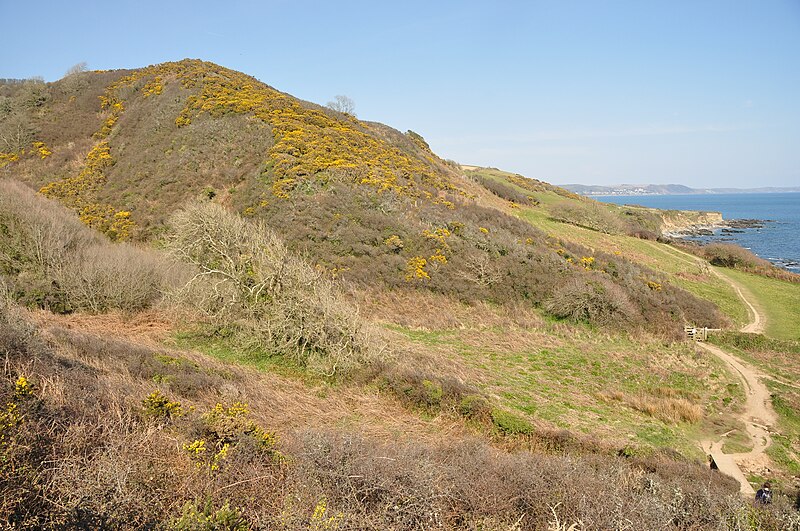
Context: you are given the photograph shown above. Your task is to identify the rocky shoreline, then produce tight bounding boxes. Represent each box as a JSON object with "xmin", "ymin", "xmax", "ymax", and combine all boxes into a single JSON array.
[{"xmin": 663, "ymin": 218, "xmax": 772, "ymax": 238}]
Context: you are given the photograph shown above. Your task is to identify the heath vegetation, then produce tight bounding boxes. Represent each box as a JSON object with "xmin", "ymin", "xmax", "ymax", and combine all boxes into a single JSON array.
[{"xmin": 1, "ymin": 60, "xmax": 799, "ymax": 528}]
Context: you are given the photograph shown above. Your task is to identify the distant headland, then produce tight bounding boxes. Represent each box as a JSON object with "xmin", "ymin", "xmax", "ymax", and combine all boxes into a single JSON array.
[{"xmin": 561, "ymin": 183, "xmax": 800, "ymax": 196}]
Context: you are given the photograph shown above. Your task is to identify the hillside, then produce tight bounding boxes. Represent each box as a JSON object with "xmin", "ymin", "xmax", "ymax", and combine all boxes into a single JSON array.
[{"xmin": 1, "ymin": 61, "xmax": 799, "ymax": 528}]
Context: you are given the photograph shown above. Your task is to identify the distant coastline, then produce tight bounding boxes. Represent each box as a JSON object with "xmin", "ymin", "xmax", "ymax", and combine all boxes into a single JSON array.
[
  {"xmin": 597, "ymin": 192, "xmax": 800, "ymax": 273},
  {"xmin": 561, "ymin": 183, "xmax": 800, "ymax": 197}
]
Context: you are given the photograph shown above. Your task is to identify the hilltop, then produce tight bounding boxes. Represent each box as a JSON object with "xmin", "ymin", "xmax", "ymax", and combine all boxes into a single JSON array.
[{"xmin": 1, "ymin": 61, "xmax": 799, "ymax": 528}]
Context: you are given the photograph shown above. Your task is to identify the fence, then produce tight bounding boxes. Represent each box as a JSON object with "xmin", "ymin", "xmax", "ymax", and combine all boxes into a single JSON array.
[{"xmin": 685, "ymin": 326, "xmax": 722, "ymax": 342}]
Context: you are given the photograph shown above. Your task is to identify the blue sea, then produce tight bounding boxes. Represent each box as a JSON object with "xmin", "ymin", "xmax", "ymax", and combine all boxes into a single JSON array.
[{"xmin": 596, "ymin": 193, "xmax": 800, "ymax": 273}]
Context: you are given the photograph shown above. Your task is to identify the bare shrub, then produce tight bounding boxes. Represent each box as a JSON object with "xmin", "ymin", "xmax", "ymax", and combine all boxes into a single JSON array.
[
  {"xmin": 0, "ymin": 180, "xmax": 175, "ymax": 313},
  {"xmin": 283, "ymin": 430, "xmax": 789, "ymax": 530},
  {"xmin": 54, "ymin": 244, "xmax": 165, "ymax": 312},
  {"xmin": 677, "ymin": 241, "xmax": 800, "ymax": 283},
  {"xmin": 545, "ymin": 275, "xmax": 638, "ymax": 326},
  {"xmin": 165, "ymin": 201, "xmax": 382, "ymax": 375},
  {"xmin": 473, "ymin": 174, "xmax": 534, "ymax": 205}
]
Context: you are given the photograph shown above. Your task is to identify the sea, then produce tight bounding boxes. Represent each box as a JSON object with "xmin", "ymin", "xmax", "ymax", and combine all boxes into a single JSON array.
[{"xmin": 595, "ymin": 192, "xmax": 800, "ymax": 273}]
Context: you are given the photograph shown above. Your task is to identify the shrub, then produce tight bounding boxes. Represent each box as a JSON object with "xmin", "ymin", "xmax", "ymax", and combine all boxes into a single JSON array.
[
  {"xmin": 378, "ymin": 366, "xmax": 487, "ymax": 419},
  {"xmin": 53, "ymin": 243, "xmax": 165, "ymax": 313},
  {"xmin": 171, "ymin": 501, "xmax": 249, "ymax": 531},
  {"xmin": 491, "ymin": 409, "xmax": 534, "ymax": 435},
  {"xmin": 545, "ymin": 275, "xmax": 637, "ymax": 326},
  {"xmin": 702, "ymin": 243, "xmax": 771, "ymax": 269},
  {"xmin": 166, "ymin": 201, "xmax": 382, "ymax": 375},
  {"xmin": 459, "ymin": 394, "xmax": 492, "ymax": 422},
  {"xmin": 0, "ymin": 180, "xmax": 173, "ymax": 313},
  {"xmin": 142, "ymin": 390, "xmax": 183, "ymax": 421},
  {"xmin": 473, "ymin": 174, "xmax": 533, "ymax": 205},
  {"xmin": 551, "ymin": 201, "xmax": 628, "ymax": 234}
]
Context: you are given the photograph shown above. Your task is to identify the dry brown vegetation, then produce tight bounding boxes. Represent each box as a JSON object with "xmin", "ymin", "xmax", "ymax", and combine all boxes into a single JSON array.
[
  {"xmin": 2, "ymin": 61, "xmax": 798, "ymax": 527},
  {"xmin": 599, "ymin": 388, "xmax": 705, "ymax": 425},
  {"xmin": 3, "ymin": 303, "xmax": 799, "ymax": 529},
  {"xmin": 0, "ymin": 180, "xmax": 174, "ymax": 313},
  {"xmin": 165, "ymin": 201, "xmax": 382, "ymax": 376}
]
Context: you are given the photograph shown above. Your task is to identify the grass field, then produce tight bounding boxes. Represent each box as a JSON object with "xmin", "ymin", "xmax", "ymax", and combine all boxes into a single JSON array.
[
  {"xmin": 718, "ymin": 268, "xmax": 800, "ymax": 340},
  {"xmin": 386, "ymin": 317, "xmax": 745, "ymax": 459}
]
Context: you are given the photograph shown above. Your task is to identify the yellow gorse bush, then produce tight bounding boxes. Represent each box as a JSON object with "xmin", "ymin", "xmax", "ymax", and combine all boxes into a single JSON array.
[
  {"xmin": 32, "ymin": 142, "xmax": 52, "ymax": 159},
  {"xmin": 1, "ymin": 375, "xmax": 34, "ymax": 449},
  {"xmin": 310, "ymin": 498, "xmax": 343, "ymax": 530},
  {"xmin": 179, "ymin": 401, "xmax": 281, "ymax": 474},
  {"xmin": 14, "ymin": 376, "xmax": 32, "ymax": 399},
  {"xmin": 405, "ymin": 256, "xmax": 430, "ymax": 281},
  {"xmin": 40, "ymin": 141, "xmax": 134, "ymax": 240},
  {"xmin": 142, "ymin": 390, "xmax": 183, "ymax": 420},
  {"xmin": 94, "ymin": 59, "xmax": 458, "ymax": 201},
  {"xmin": 1, "ymin": 141, "xmax": 52, "ymax": 168}
]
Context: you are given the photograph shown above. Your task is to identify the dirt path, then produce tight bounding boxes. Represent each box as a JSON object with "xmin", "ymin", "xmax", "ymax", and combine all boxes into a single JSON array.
[
  {"xmin": 653, "ymin": 241, "xmax": 766, "ymax": 333},
  {"xmin": 653, "ymin": 242, "xmax": 775, "ymax": 494},
  {"xmin": 698, "ymin": 341, "xmax": 776, "ymax": 495}
]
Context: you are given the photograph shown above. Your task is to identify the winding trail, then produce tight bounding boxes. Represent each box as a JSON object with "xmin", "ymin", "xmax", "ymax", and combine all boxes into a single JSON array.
[{"xmin": 654, "ymin": 242, "xmax": 775, "ymax": 495}]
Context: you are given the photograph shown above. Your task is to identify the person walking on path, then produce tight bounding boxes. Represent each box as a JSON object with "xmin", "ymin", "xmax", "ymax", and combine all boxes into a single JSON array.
[{"xmin": 755, "ymin": 482, "xmax": 772, "ymax": 504}]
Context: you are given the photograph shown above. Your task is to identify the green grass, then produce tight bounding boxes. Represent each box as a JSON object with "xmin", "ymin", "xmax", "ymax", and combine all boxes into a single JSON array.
[
  {"xmin": 718, "ymin": 268, "xmax": 800, "ymax": 340},
  {"xmin": 387, "ymin": 322, "xmax": 739, "ymax": 459},
  {"xmin": 171, "ymin": 330, "xmax": 314, "ymax": 382},
  {"xmin": 766, "ymin": 382, "xmax": 800, "ymax": 475}
]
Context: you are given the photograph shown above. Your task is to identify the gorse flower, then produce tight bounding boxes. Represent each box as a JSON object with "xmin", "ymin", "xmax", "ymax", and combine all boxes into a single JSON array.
[{"xmin": 405, "ymin": 256, "xmax": 430, "ymax": 281}]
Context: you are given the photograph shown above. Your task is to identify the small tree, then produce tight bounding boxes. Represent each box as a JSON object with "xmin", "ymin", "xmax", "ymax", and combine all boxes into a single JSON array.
[
  {"xmin": 63, "ymin": 62, "xmax": 88, "ymax": 78},
  {"xmin": 326, "ymin": 95, "xmax": 356, "ymax": 116}
]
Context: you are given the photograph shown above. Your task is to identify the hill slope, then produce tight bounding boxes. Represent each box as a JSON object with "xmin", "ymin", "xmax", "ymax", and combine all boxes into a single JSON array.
[
  {"xmin": 2, "ymin": 60, "xmax": 800, "ymax": 527},
  {"xmin": 1, "ymin": 60, "xmax": 722, "ymax": 335}
]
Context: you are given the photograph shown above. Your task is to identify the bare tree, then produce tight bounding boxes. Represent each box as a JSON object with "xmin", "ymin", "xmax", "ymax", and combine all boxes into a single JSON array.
[
  {"xmin": 63, "ymin": 62, "xmax": 88, "ymax": 78},
  {"xmin": 326, "ymin": 95, "xmax": 356, "ymax": 116},
  {"xmin": 0, "ymin": 114, "xmax": 36, "ymax": 152}
]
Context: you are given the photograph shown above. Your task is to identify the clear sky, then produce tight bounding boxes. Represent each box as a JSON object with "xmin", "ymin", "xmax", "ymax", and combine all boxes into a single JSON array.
[{"xmin": 2, "ymin": 0, "xmax": 799, "ymax": 188}]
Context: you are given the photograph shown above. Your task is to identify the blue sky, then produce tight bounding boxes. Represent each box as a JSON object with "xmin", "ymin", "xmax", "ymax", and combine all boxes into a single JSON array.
[{"xmin": 2, "ymin": 0, "xmax": 799, "ymax": 187}]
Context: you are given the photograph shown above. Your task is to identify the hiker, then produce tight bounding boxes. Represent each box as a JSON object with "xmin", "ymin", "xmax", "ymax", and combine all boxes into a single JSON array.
[{"xmin": 755, "ymin": 482, "xmax": 772, "ymax": 504}]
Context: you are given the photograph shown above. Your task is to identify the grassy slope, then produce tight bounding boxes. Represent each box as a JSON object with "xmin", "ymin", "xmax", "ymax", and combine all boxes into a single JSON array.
[
  {"xmin": 359, "ymin": 288, "xmax": 745, "ymax": 461},
  {"xmin": 2, "ymin": 65, "xmax": 793, "ymax": 482},
  {"xmin": 718, "ymin": 268, "xmax": 800, "ymax": 341},
  {"xmin": 457, "ymin": 167, "xmax": 800, "ymax": 468},
  {"xmin": 471, "ymin": 167, "xmax": 751, "ymax": 327}
]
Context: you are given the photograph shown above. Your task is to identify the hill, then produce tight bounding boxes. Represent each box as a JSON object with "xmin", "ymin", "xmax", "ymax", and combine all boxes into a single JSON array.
[
  {"xmin": 0, "ymin": 60, "xmax": 724, "ymax": 334},
  {"xmin": 1, "ymin": 61, "xmax": 799, "ymax": 528}
]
